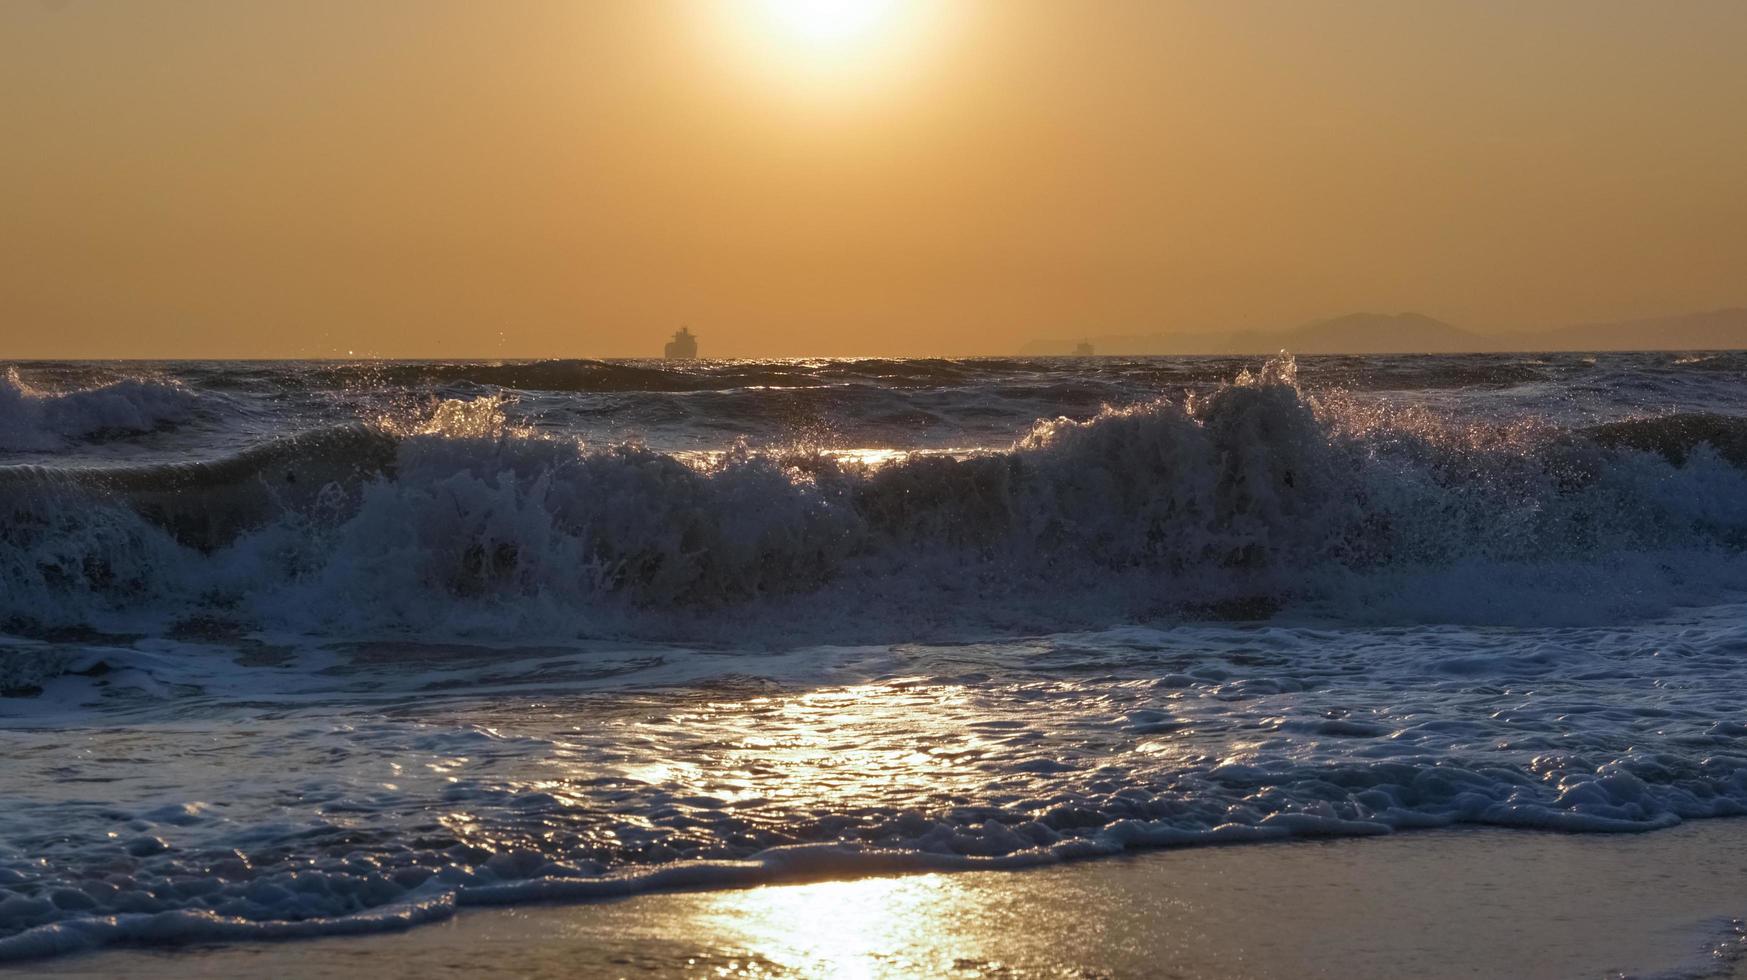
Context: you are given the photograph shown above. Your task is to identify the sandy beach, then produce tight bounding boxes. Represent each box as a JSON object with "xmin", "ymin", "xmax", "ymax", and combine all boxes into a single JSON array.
[
  {"xmin": 23, "ymin": 820, "xmax": 1747, "ymax": 979},
  {"xmin": 9, "ymin": 0, "xmax": 1747, "ymax": 977}
]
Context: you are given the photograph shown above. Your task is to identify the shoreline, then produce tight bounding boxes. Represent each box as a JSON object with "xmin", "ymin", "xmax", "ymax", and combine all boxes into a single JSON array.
[{"xmin": 21, "ymin": 819, "xmax": 1747, "ymax": 979}]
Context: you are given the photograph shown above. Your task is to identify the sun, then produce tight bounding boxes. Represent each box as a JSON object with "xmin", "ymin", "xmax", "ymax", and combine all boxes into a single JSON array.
[
  {"xmin": 755, "ymin": 0, "xmax": 902, "ymax": 48},
  {"xmin": 704, "ymin": 0, "xmax": 958, "ymax": 100}
]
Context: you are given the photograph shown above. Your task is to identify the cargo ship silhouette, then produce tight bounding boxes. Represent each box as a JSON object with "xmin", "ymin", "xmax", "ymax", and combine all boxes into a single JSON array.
[{"xmin": 664, "ymin": 327, "xmax": 698, "ymax": 359}]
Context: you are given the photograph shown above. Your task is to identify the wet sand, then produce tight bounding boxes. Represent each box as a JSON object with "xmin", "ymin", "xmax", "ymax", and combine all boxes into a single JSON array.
[{"xmin": 24, "ymin": 820, "xmax": 1747, "ymax": 979}]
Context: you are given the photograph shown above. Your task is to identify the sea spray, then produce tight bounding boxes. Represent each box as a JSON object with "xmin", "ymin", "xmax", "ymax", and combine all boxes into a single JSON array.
[
  {"xmin": 4, "ymin": 355, "xmax": 1745, "ymax": 637},
  {"xmin": 4, "ymin": 351, "xmax": 1747, "ymax": 962}
]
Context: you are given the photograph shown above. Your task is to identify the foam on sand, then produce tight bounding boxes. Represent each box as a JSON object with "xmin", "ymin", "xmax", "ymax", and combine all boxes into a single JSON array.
[
  {"xmin": 5, "ymin": 352, "xmax": 1747, "ymax": 966},
  {"xmin": 26, "ymin": 822, "xmax": 1747, "ymax": 979}
]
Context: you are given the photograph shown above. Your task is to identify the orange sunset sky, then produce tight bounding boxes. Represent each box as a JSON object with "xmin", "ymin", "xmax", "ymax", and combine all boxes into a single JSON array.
[{"xmin": 3, "ymin": 0, "xmax": 1745, "ymax": 358}]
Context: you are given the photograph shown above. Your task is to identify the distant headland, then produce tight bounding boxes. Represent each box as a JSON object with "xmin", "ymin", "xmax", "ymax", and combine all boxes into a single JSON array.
[{"xmin": 1022, "ymin": 308, "xmax": 1747, "ymax": 355}]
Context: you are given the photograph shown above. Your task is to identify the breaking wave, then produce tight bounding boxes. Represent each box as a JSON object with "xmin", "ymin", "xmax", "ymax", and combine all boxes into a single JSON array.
[
  {"xmin": 0, "ymin": 368, "xmax": 205, "ymax": 451},
  {"xmin": 6, "ymin": 353, "xmax": 1747, "ymax": 966},
  {"xmin": 4, "ymin": 356, "xmax": 1746, "ymax": 638}
]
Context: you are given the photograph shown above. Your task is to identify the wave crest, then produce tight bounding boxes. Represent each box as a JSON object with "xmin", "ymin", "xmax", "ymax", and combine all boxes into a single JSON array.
[
  {"xmin": 0, "ymin": 368, "xmax": 205, "ymax": 451},
  {"xmin": 4, "ymin": 357, "xmax": 1747, "ymax": 636}
]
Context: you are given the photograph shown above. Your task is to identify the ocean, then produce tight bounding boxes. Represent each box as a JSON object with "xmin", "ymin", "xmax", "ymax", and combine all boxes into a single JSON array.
[{"xmin": 3, "ymin": 351, "xmax": 1747, "ymax": 962}]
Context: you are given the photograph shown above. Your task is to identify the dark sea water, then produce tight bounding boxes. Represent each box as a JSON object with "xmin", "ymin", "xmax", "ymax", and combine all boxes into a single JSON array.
[{"xmin": 3, "ymin": 351, "xmax": 1747, "ymax": 961}]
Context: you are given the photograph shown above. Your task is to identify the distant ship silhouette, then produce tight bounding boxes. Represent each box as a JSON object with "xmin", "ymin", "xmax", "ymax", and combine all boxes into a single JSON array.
[
  {"xmin": 664, "ymin": 327, "xmax": 698, "ymax": 360},
  {"xmin": 1073, "ymin": 339, "xmax": 1095, "ymax": 357}
]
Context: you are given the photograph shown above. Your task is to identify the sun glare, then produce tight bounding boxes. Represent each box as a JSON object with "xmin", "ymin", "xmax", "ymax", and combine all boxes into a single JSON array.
[
  {"xmin": 756, "ymin": 0, "xmax": 901, "ymax": 47},
  {"xmin": 704, "ymin": 0, "xmax": 956, "ymax": 97}
]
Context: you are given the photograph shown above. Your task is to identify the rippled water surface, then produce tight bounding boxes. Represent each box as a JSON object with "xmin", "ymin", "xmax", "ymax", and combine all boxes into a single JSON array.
[{"xmin": 3, "ymin": 352, "xmax": 1747, "ymax": 961}]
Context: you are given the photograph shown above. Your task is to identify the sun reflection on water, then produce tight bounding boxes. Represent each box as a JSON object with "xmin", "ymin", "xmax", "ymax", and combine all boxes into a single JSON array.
[{"xmin": 692, "ymin": 874, "xmax": 970, "ymax": 980}]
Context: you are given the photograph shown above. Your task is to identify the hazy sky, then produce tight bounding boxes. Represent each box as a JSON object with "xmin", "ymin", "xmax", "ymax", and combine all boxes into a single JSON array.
[{"xmin": 4, "ymin": 0, "xmax": 1745, "ymax": 357}]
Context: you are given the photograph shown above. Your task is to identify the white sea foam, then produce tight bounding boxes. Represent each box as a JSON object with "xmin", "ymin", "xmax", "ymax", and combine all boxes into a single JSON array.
[
  {"xmin": 4, "ymin": 352, "xmax": 1747, "ymax": 962},
  {"xmin": 5, "ymin": 355, "xmax": 1747, "ymax": 640},
  {"xmin": 5, "ymin": 613, "xmax": 1747, "ymax": 961},
  {"xmin": 0, "ymin": 368, "xmax": 204, "ymax": 451}
]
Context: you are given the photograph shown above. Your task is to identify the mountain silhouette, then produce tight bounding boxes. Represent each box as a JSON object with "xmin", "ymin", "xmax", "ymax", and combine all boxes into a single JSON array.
[{"xmin": 1024, "ymin": 308, "xmax": 1747, "ymax": 355}]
